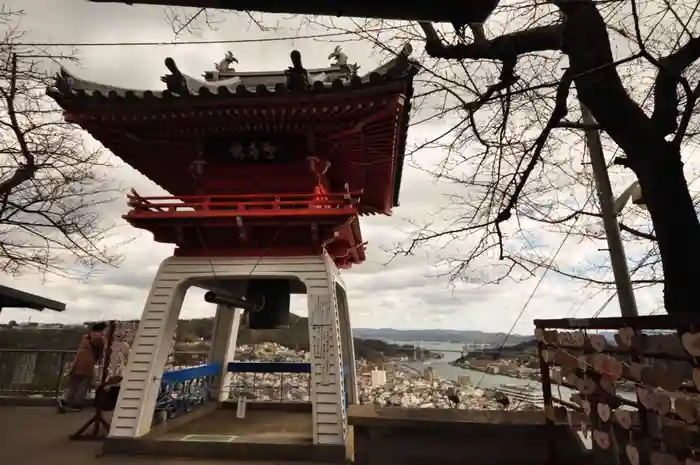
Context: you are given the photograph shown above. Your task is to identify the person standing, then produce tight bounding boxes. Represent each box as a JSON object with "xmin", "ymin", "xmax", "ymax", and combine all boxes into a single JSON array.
[{"xmin": 57, "ymin": 322, "xmax": 107, "ymax": 413}]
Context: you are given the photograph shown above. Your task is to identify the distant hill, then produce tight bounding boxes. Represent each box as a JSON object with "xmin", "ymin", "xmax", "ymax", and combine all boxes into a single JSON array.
[
  {"xmin": 0, "ymin": 315, "xmax": 437, "ymax": 362},
  {"xmin": 352, "ymin": 328, "xmax": 534, "ymax": 346}
]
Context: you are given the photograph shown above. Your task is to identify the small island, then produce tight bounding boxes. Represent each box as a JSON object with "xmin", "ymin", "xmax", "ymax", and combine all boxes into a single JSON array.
[
  {"xmin": 448, "ymin": 338, "xmax": 637, "ymax": 392},
  {"xmin": 449, "ymin": 339, "xmax": 541, "ymax": 380}
]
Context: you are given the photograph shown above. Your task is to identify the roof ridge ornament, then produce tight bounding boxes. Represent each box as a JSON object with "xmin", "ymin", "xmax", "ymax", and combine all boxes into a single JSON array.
[
  {"xmin": 285, "ymin": 50, "xmax": 311, "ymax": 91},
  {"xmin": 55, "ymin": 67, "xmax": 76, "ymax": 94},
  {"xmin": 329, "ymin": 46, "xmax": 361, "ymax": 79},
  {"xmin": 369, "ymin": 42, "xmax": 418, "ymax": 80},
  {"xmin": 214, "ymin": 51, "xmax": 238, "ymax": 72},
  {"xmin": 328, "ymin": 46, "xmax": 348, "ymax": 67},
  {"xmin": 160, "ymin": 57, "xmax": 189, "ymax": 96},
  {"xmin": 210, "ymin": 51, "xmax": 238, "ymax": 81},
  {"xmin": 348, "ymin": 63, "xmax": 360, "ymax": 78}
]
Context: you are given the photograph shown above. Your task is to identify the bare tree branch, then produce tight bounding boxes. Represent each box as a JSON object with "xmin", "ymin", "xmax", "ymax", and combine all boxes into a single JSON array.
[
  {"xmin": 0, "ymin": 10, "xmax": 123, "ymax": 278},
  {"xmin": 156, "ymin": 2, "xmax": 700, "ymax": 313}
]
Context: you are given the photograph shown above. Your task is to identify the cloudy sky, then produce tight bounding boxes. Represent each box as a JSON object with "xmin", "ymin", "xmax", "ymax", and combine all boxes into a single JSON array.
[{"xmin": 0, "ymin": 0, "xmax": 673, "ymax": 334}]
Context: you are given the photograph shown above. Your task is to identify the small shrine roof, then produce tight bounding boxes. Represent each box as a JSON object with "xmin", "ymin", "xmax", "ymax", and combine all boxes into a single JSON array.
[
  {"xmin": 47, "ymin": 46, "xmax": 418, "ymax": 103},
  {"xmin": 0, "ymin": 285, "xmax": 66, "ymax": 312}
]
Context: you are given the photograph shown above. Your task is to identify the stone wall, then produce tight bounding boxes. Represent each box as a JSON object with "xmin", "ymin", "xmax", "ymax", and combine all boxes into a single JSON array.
[{"xmin": 348, "ymin": 406, "xmax": 588, "ymax": 465}]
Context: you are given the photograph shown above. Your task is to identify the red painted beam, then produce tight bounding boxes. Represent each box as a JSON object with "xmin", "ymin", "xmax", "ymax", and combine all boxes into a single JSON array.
[
  {"xmin": 124, "ymin": 208, "xmax": 358, "ymax": 220},
  {"xmin": 127, "ymin": 191, "xmax": 363, "ymax": 201},
  {"xmin": 173, "ymin": 245, "xmax": 364, "ymax": 267},
  {"xmin": 173, "ymin": 246, "xmax": 318, "ymax": 257}
]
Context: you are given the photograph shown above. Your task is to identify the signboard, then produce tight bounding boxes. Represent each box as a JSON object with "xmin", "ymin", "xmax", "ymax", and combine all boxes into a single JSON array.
[
  {"xmin": 202, "ymin": 135, "xmax": 298, "ymax": 165},
  {"xmin": 310, "ymin": 295, "xmax": 334, "ymax": 385},
  {"xmin": 236, "ymin": 396, "xmax": 247, "ymax": 418}
]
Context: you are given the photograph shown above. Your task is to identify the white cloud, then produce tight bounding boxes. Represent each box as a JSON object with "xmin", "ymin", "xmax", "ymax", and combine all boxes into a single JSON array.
[{"xmin": 0, "ymin": 0, "xmax": 668, "ymax": 332}]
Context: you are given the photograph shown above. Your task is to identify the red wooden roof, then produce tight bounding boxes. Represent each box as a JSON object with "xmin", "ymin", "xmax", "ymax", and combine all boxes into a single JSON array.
[{"xmin": 47, "ymin": 51, "xmax": 418, "ymax": 214}]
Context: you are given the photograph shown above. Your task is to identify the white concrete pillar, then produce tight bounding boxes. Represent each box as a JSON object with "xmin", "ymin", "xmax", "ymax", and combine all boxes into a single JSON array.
[
  {"xmin": 208, "ymin": 303, "xmax": 242, "ymax": 402},
  {"xmin": 307, "ymin": 254, "xmax": 348, "ymax": 446},
  {"xmin": 336, "ymin": 284, "xmax": 358, "ymax": 405},
  {"xmin": 108, "ymin": 260, "xmax": 187, "ymax": 438}
]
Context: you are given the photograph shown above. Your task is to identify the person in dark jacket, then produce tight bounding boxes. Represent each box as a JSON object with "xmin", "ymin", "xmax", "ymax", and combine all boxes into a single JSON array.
[{"xmin": 57, "ymin": 322, "xmax": 107, "ymax": 413}]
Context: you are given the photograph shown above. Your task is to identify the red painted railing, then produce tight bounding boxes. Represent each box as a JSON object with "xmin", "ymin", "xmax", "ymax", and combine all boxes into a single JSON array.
[{"xmin": 124, "ymin": 190, "xmax": 362, "ymax": 218}]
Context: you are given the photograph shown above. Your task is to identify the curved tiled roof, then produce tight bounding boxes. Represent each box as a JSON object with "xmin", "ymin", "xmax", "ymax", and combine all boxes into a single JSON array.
[
  {"xmin": 46, "ymin": 48, "xmax": 419, "ymax": 207},
  {"xmin": 47, "ymin": 49, "xmax": 419, "ymax": 102}
]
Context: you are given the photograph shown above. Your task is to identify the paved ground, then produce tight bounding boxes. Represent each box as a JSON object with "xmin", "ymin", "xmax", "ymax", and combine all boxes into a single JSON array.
[
  {"xmin": 162, "ymin": 409, "xmax": 313, "ymax": 443},
  {"xmin": 0, "ymin": 406, "xmax": 326, "ymax": 465}
]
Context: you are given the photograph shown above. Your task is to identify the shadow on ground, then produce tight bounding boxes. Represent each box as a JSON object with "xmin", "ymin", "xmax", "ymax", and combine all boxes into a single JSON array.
[{"xmin": 0, "ymin": 406, "xmax": 326, "ymax": 465}]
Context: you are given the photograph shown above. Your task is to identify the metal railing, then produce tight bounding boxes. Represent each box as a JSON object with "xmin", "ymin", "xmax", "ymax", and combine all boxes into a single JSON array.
[
  {"xmin": 226, "ymin": 362, "xmax": 351, "ymax": 408},
  {"xmin": 0, "ymin": 349, "xmax": 210, "ymax": 397},
  {"xmin": 226, "ymin": 361, "xmax": 312, "ymax": 403},
  {"xmin": 0, "ymin": 349, "xmax": 73, "ymax": 396},
  {"xmin": 155, "ymin": 363, "xmax": 220, "ymax": 423},
  {"xmin": 0, "ymin": 351, "xmax": 351, "ymax": 411},
  {"xmin": 534, "ymin": 314, "xmax": 700, "ymax": 465}
]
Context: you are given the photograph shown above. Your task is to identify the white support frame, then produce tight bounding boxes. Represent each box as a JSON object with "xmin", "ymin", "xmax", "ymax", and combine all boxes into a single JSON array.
[
  {"xmin": 109, "ymin": 254, "xmax": 351, "ymax": 446},
  {"xmin": 208, "ymin": 304, "xmax": 242, "ymax": 402}
]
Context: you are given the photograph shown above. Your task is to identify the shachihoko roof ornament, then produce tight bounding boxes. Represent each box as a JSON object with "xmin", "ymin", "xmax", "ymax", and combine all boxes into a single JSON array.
[{"xmin": 47, "ymin": 45, "xmax": 418, "ymax": 102}]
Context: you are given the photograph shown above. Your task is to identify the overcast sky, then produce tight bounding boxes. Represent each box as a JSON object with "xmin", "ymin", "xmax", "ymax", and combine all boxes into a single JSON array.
[{"xmin": 0, "ymin": 0, "xmax": 670, "ymax": 333}]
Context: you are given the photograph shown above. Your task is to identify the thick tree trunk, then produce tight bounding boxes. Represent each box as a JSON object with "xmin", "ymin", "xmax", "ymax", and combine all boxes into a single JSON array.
[
  {"xmin": 420, "ymin": 0, "xmax": 700, "ymax": 314},
  {"xmin": 633, "ymin": 145, "xmax": 700, "ymax": 314},
  {"xmin": 558, "ymin": 0, "xmax": 700, "ymax": 315}
]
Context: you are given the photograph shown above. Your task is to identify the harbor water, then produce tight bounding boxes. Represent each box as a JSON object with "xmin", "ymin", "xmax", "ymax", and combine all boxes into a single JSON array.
[
  {"xmin": 398, "ymin": 340, "xmax": 540, "ymax": 389},
  {"xmin": 394, "ymin": 340, "xmax": 635, "ymax": 404}
]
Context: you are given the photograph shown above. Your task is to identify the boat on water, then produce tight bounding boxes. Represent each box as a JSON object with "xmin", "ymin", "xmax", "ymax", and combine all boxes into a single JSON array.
[
  {"xmin": 496, "ymin": 383, "xmax": 545, "ymax": 404},
  {"xmin": 500, "ymin": 383, "xmax": 538, "ymax": 391}
]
